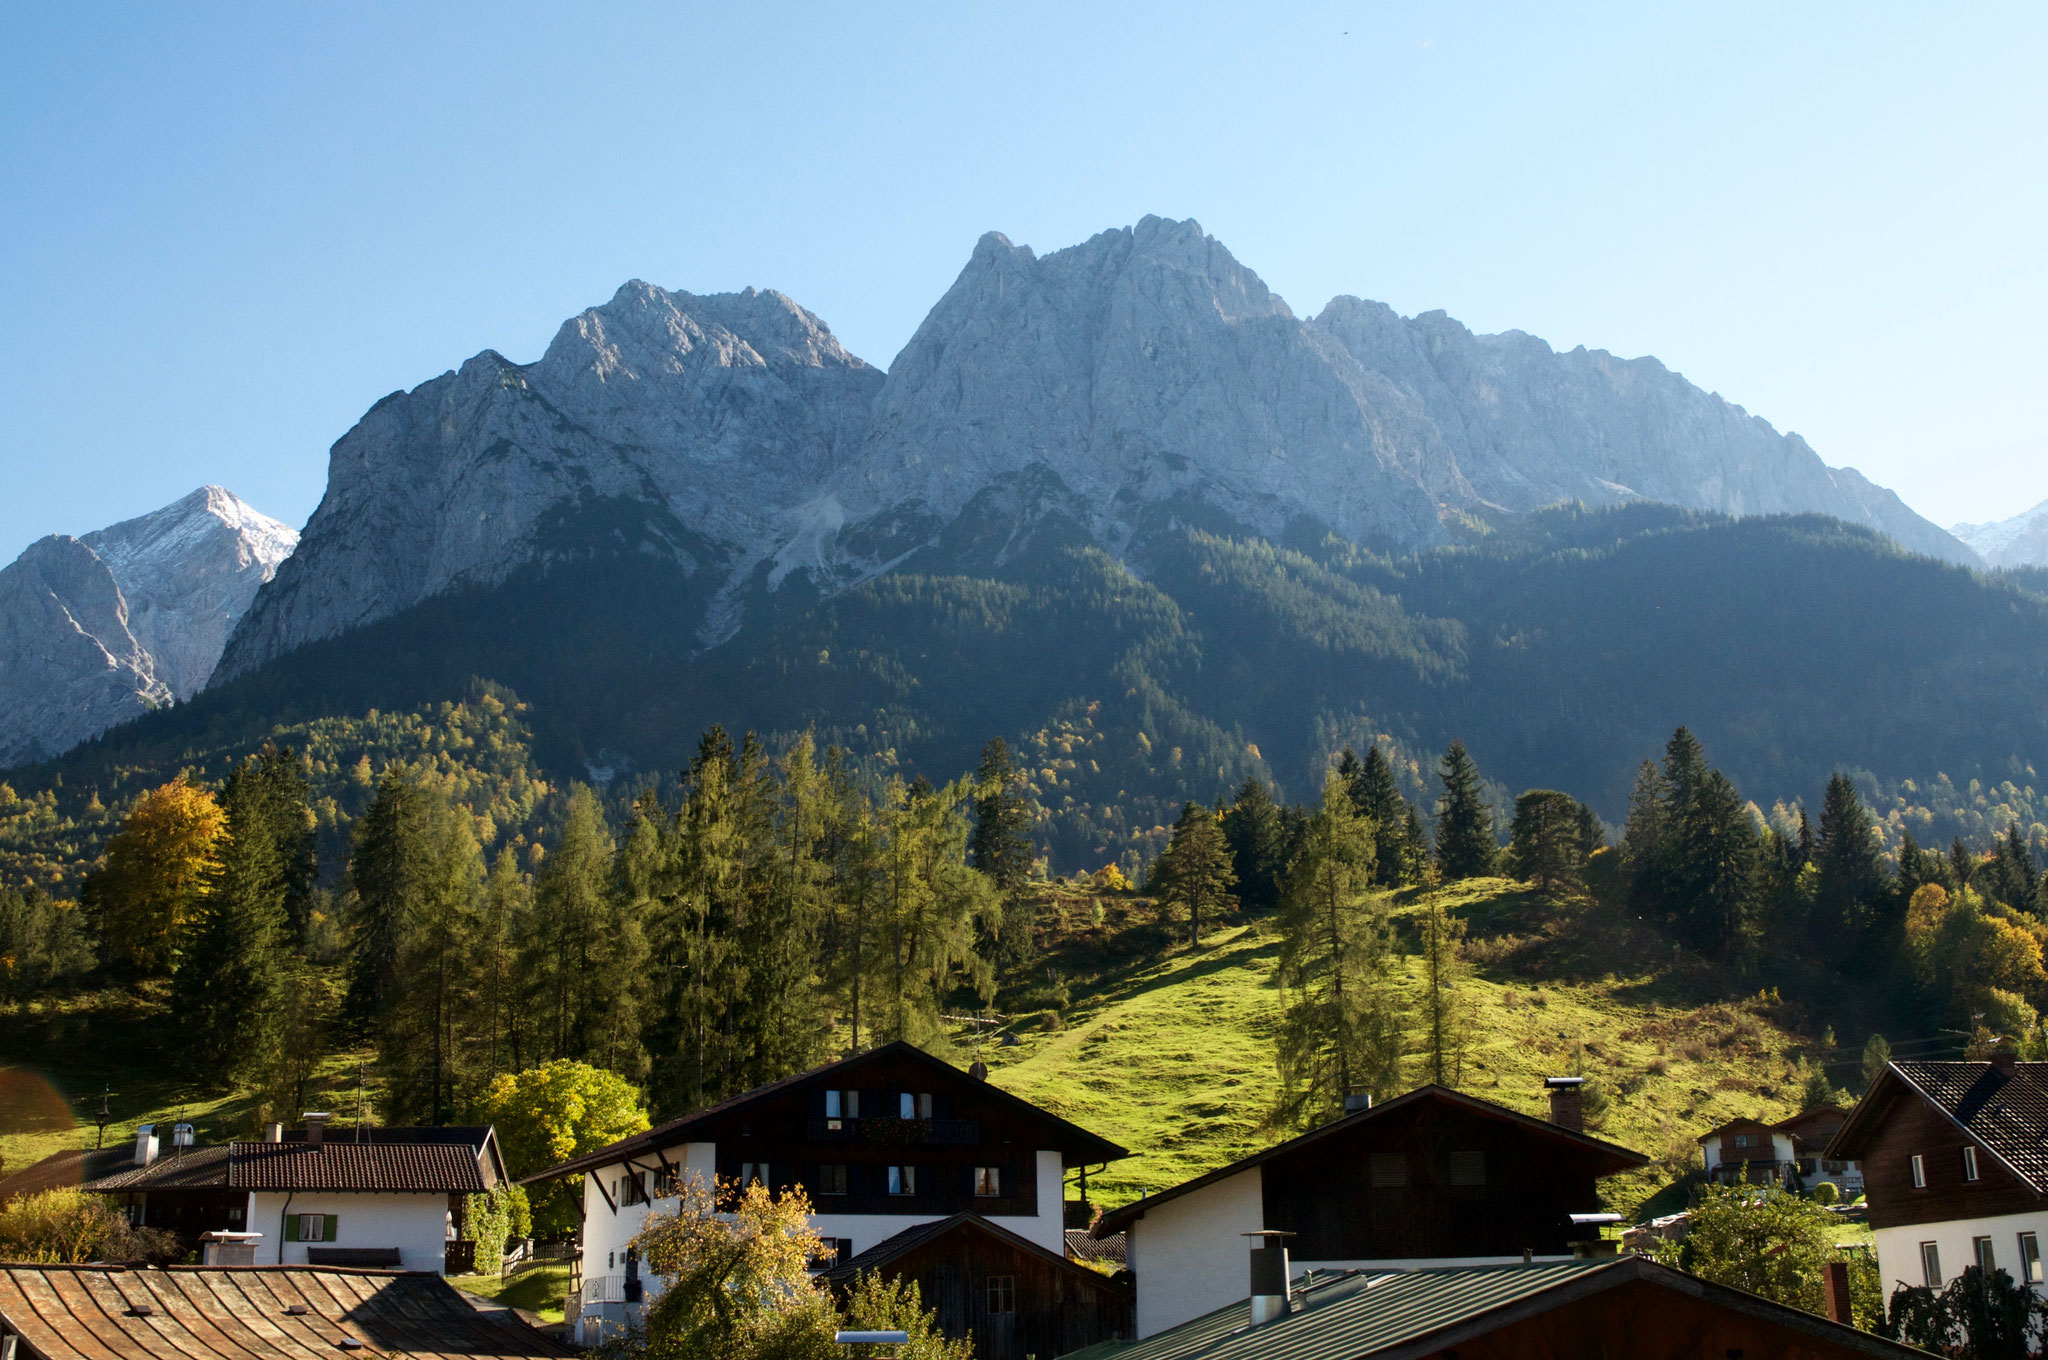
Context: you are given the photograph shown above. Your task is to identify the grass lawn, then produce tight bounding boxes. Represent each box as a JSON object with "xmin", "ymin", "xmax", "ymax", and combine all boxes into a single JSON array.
[
  {"xmin": 985, "ymin": 878, "xmax": 1835, "ymax": 1217},
  {"xmin": 449, "ymin": 1261, "xmax": 575, "ymax": 1323}
]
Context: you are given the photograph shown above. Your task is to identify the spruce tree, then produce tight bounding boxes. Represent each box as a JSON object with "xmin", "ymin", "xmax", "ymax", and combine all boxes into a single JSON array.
[
  {"xmin": 526, "ymin": 785, "xmax": 643, "ymax": 1079},
  {"xmin": 344, "ymin": 766, "xmax": 428, "ymax": 1031},
  {"xmin": 1221, "ymin": 777, "xmax": 1287, "ymax": 912},
  {"xmin": 1155, "ymin": 802, "xmax": 1238, "ymax": 946},
  {"xmin": 1433, "ymin": 740, "xmax": 1495, "ymax": 881},
  {"xmin": 1509, "ymin": 790, "xmax": 1584, "ymax": 896},
  {"xmin": 967, "ymin": 737, "xmax": 1036, "ymax": 891},
  {"xmin": 174, "ymin": 756, "xmax": 294, "ymax": 1087},
  {"xmin": 1351, "ymin": 746, "xmax": 1412, "ymax": 886},
  {"xmin": 1620, "ymin": 760, "xmax": 1668, "ymax": 876},
  {"xmin": 1814, "ymin": 772, "xmax": 1886, "ymax": 952},
  {"xmin": 377, "ymin": 786, "xmax": 483, "ymax": 1124},
  {"xmin": 1274, "ymin": 772, "xmax": 1405, "ymax": 1127},
  {"xmin": 1667, "ymin": 769, "xmax": 1761, "ymax": 961}
]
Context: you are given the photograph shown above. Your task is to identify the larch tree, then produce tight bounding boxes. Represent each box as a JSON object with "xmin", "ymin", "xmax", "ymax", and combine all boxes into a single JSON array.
[
  {"xmin": 1274, "ymin": 772, "xmax": 1404, "ymax": 1128},
  {"xmin": 1415, "ymin": 880, "xmax": 1475, "ymax": 1088},
  {"xmin": 85, "ymin": 777, "xmax": 226, "ymax": 979},
  {"xmin": 1433, "ymin": 740, "xmax": 1496, "ymax": 881},
  {"xmin": 1154, "ymin": 801, "xmax": 1238, "ymax": 946}
]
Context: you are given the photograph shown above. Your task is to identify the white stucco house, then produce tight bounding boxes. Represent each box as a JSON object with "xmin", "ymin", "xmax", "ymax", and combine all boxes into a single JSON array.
[
  {"xmin": 524, "ymin": 1041, "xmax": 1127, "ymax": 1348},
  {"xmin": 1829, "ymin": 1055, "xmax": 2048, "ymax": 1296},
  {"xmin": 1699, "ymin": 1106, "xmax": 1863, "ymax": 1194}
]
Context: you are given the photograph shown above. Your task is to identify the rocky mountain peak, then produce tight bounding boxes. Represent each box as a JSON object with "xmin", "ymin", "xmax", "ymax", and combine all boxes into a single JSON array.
[
  {"xmin": 1953, "ymin": 497, "xmax": 2048, "ymax": 569},
  {"xmin": 0, "ymin": 488, "xmax": 295, "ymax": 767}
]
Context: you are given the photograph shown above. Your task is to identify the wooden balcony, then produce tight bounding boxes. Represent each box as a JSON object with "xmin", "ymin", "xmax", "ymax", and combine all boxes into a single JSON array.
[{"xmin": 802, "ymin": 1117, "xmax": 981, "ymax": 1146}]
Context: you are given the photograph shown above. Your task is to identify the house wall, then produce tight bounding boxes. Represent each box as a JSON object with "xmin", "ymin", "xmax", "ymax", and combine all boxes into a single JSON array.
[
  {"xmin": 244, "ymin": 1191, "xmax": 450, "ymax": 1273},
  {"xmin": 860, "ymin": 1224, "xmax": 1134, "ymax": 1360},
  {"xmin": 1447, "ymin": 1275, "xmax": 1898, "ymax": 1359},
  {"xmin": 1127, "ymin": 1168, "xmax": 1265, "ymax": 1339},
  {"xmin": 1856, "ymin": 1093, "xmax": 2041, "ymax": 1232},
  {"xmin": 1873, "ymin": 1207, "xmax": 2048, "ymax": 1295}
]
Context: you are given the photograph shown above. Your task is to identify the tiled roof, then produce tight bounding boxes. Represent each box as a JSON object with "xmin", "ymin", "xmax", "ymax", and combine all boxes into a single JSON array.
[
  {"xmin": 1068, "ymin": 1227, "xmax": 1128, "ymax": 1265},
  {"xmin": 1874, "ymin": 1060, "xmax": 2048, "ymax": 1191},
  {"xmin": 523, "ymin": 1040, "xmax": 1126, "ymax": 1183},
  {"xmin": 0, "ymin": 1148, "xmax": 135, "ymax": 1203},
  {"xmin": 0, "ymin": 1263, "xmax": 569, "ymax": 1359},
  {"xmin": 81, "ymin": 1144, "xmax": 234, "ymax": 1191},
  {"xmin": 817, "ymin": 1212, "xmax": 1132, "ymax": 1297},
  {"xmin": 228, "ymin": 1141, "xmax": 489, "ymax": 1193},
  {"xmin": 1097, "ymin": 1084, "xmax": 1647, "ymax": 1236},
  {"xmin": 1089, "ymin": 1257, "xmax": 1923, "ymax": 1360}
]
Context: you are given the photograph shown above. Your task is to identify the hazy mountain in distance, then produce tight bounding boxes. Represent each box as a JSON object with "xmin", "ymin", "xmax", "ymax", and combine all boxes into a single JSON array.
[
  {"xmin": 1954, "ymin": 497, "xmax": 2048, "ymax": 569},
  {"xmin": 0, "ymin": 487, "xmax": 296, "ymax": 767}
]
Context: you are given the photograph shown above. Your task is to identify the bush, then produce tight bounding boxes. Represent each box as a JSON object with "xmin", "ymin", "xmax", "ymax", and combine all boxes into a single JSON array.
[
  {"xmin": 0, "ymin": 1189, "xmax": 181, "ymax": 1265},
  {"xmin": 1811, "ymin": 1181, "xmax": 1840, "ymax": 1206},
  {"xmin": 461, "ymin": 1183, "xmax": 530, "ymax": 1275}
]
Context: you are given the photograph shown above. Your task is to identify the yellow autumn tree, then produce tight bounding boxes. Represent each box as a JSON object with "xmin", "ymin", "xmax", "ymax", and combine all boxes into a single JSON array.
[{"xmin": 85, "ymin": 777, "xmax": 227, "ymax": 977}]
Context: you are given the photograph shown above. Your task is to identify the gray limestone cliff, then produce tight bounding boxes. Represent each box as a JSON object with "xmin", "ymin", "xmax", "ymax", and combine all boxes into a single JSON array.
[
  {"xmin": 214, "ymin": 217, "xmax": 1976, "ymax": 682},
  {"xmin": 0, "ymin": 488, "xmax": 296, "ymax": 767}
]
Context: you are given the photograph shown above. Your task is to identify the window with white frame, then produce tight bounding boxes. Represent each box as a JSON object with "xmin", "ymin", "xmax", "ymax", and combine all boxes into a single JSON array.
[
  {"xmin": 974, "ymin": 1166, "xmax": 1001, "ymax": 1197},
  {"xmin": 888, "ymin": 1165, "xmax": 916, "ymax": 1196},
  {"xmin": 899, "ymin": 1092, "xmax": 934, "ymax": 1120},
  {"xmin": 1963, "ymin": 1146, "xmax": 1981, "ymax": 1181},
  {"xmin": 1911, "ymin": 1154, "xmax": 1926, "ymax": 1188},
  {"xmin": 2020, "ymin": 1232, "xmax": 2042, "ymax": 1285},
  {"xmin": 296, "ymin": 1214, "xmax": 332, "ymax": 1243},
  {"xmin": 619, "ymin": 1171, "xmax": 648, "ymax": 1206},
  {"xmin": 1921, "ymin": 1241, "xmax": 1942, "ymax": 1287},
  {"xmin": 825, "ymin": 1090, "xmax": 859, "ymax": 1128}
]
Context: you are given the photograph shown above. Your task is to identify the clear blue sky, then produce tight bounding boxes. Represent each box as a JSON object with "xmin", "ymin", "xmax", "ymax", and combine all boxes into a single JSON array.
[{"xmin": 3, "ymin": 2, "xmax": 2043, "ymax": 563}]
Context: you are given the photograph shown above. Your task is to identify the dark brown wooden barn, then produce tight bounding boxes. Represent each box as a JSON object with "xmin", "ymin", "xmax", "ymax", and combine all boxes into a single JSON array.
[{"xmin": 819, "ymin": 1212, "xmax": 1133, "ymax": 1360}]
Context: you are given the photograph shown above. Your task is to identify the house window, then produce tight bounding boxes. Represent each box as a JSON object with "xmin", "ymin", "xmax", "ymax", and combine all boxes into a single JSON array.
[
  {"xmin": 1369, "ymin": 1154, "xmax": 1409, "ymax": 1188},
  {"xmin": 825, "ymin": 1090, "xmax": 859, "ymax": 1128},
  {"xmin": 739, "ymin": 1162, "xmax": 770, "ymax": 1189},
  {"xmin": 1921, "ymin": 1241, "xmax": 1942, "ymax": 1288},
  {"xmin": 2020, "ymin": 1233, "xmax": 2042, "ymax": 1284},
  {"xmin": 619, "ymin": 1172, "xmax": 648, "ymax": 1206},
  {"xmin": 1963, "ymin": 1146, "xmax": 1981, "ymax": 1182},
  {"xmin": 1911, "ymin": 1154, "xmax": 1926, "ymax": 1188},
  {"xmin": 987, "ymin": 1276, "xmax": 1016, "ymax": 1314},
  {"xmin": 1975, "ymin": 1236, "xmax": 1996, "ymax": 1275},
  {"xmin": 1734, "ymin": 1134, "xmax": 1750, "ymax": 1149},
  {"xmin": 815, "ymin": 1164, "xmax": 849, "ymax": 1196},
  {"xmin": 812, "ymin": 1238, "xmax": 854, "ymax": 1270},
  {"xmin": 888, "ymin": 1165, "xmax": 917, "ymax": 1196},
  {"xmin": 292, "ymin": 1214, "xmax": 335, "ymax": 1243},
  {"xmin": 974, "ymin": 1167, "xmax": 1002, "ymax": 1197},
  {"xmin": 1448, "ymin": 1151, "xmax": 1487, "ymax": 1187},
  {"xmin": 900, "ymin": 1092, "xmax": 934, "ymax": 1120}
]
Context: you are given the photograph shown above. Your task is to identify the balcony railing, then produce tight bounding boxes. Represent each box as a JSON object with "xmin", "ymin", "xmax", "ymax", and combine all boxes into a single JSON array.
[
  {"xmin": 578, "ymin": 1275, "xmax": 645, "ymax": 1307},
  {"xmin": 801, "ymin": 1117, "xmax": 980, "ymax": 1146}
]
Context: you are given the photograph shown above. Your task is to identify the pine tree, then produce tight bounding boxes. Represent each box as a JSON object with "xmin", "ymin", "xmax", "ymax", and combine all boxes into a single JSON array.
[
  {"xmin": 1274, "ymin": 773, "xmax": 1405, "ymax": 1128},
  {"xmin": 1509, "ymin": 790, "xmax": 1584, "ymax": 896},
  {"xmin": 1350, "ymin": 746, "xmax": 1413, "ymax": 886},
  {"xmin": 1415, "ymin": 882, "xmax": 1474, "ymax": 1087},
  {"xmin": 1433, "ymin": 741, "xmax": 1495, "ymax": 881},
  {"xmin": 735, "ymin": 733, "xmax": 831, "ymax": 1088},
  {"xmin": 377, "ymin": 784, "xmax": 483, "ymax": 1124},
  {"xmin": 967, "ymin": 737, "xmax": 1036, "ymax": 891},
  {"xmin": 173, "ymin": 756, "xmax": 294, "ymax": 1087},
  {"xmin": 1155, "ymin": 802, "xmax": 1238, "ymax": 946},
  {"xmin": 344, "ymin": 766, "xmax": 428, "ymax": 1031},
  {"xmin": 1990, "ymin": 826, "xmax": 2041, "ymax": 915},
  {"xmin": 1221, "ymin": 777, "xmax": 1288, "ymax": 912},
  {"xmin": 526, "ymin": 785, "xmax": 644, "ymax": 1079},
  {"xmin": 1814, "ymin": 772, "xmax": 1887, "ymax": 954}
]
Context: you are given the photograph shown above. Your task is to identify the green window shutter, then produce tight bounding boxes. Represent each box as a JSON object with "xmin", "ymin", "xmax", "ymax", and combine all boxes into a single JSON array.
[
  {"xmin": 285, "ymin": 1216, "xmax": 300, "ymax": 1242},
  {"xmin": 324, "ymin": 1215, "xmax": 339, "ymax": 1243}
]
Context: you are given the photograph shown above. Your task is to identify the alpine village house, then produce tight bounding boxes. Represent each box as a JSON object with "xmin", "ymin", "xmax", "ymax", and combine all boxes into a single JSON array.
[
  {"xmin": 527, "ymin": 1040, "xmax": 1134, "ymax": 1356},
  {"xmin": 1092, "ymin": 1077, "xmax": 1649, "ymax": 1338},
  {"xmin": 1828, "ymin": 1054, "xmax": 2048, "ymax": 1297}
]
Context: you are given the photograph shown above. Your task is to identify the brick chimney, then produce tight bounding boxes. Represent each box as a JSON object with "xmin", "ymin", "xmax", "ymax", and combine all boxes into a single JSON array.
[
  {"xmin": 1991, "ymin": 1046, "xmax": 2018, "ymax": 1076},
  {"xmin": 303, "ymin": 1112, "xmax": 331, "ymax": 1146},
  {"xmin": 1825, "ymin": 1260, "xmax": 1852, "ymax": 1324},
  {"xmin": 1545, "ymin": 1077, "xmax": 1585, "ymax": 1133}
]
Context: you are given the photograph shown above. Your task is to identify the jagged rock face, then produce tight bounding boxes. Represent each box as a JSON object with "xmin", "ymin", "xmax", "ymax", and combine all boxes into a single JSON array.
[
  {"xmin": 1311, "ymin": 297, "xmax": 1970, "ymax": 563},
  {"xmin": 216, "ymin": 216, "xmax": 1976, "ymax": 683},
  {"xmin": 1954, "ymin": 499, "xmax": 2048, "ymax": 568},
  {"xmin": 0, "ymin": 488, "xmax": 295, "ymax": 767},
  {"xmin": 216, "ymin": 283, "xmax": 882, "ymax": 681}
]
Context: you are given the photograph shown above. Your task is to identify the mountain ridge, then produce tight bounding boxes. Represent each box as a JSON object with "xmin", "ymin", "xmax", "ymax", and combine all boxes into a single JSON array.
[{"xmin": 214, "ymin": 216, "xmax": 1974, "ymax": 687}]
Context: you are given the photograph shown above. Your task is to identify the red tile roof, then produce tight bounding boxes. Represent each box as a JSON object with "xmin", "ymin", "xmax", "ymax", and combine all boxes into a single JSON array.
[
  {"xmin": 228, "ymin": 1142, "xmax": 489, "ymax": 1194},
  {"xmin": 0, "ymin": 1263, "xmax": 569, "ymax": 1359}
]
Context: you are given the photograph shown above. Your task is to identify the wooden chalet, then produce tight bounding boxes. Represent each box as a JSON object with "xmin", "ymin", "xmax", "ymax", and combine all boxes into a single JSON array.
[
  {"xmin": 0, "ymin": 1263, "xmax": 568, "ymax": 1359},
  {"xmin": 1828, "ymin": 1054, "xmax": 2048, "ymax": 1294},
  {"xmin": 1096, "ymin": 1080, "xmax": 1648, "ymax": 1337},
  {"xmin": 524, "ymin": 1039, "xmax": 1127, "ymax": 1348},
  {"xmin": 1067, "ymin": 1255, "xmax": 1929, "ymax": 1360},
  {"xmin": 818, "ymin": 1212, "xmax": 1133, "ymax": 1360}
]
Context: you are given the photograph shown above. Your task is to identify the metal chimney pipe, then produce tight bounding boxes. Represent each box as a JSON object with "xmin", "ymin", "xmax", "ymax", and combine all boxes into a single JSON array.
[
  {"xmin": 1243, "ymin": 1230, "xmax": 1296, "ymax": 1326},
  {"xmin": 263, "ymin": 1122, "xmax": 283, "ymax": 1143},
  {"xmin": 1342, "ymin": 1091, "xmax": 1373, "ymax": 1116},
  {"xmin": 133, "ymin": 1124, "xmax": 158, "ymax": 1168}
]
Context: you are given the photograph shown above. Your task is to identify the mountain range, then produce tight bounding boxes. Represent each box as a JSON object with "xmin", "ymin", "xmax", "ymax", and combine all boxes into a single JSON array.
[
  {"xmin": 0, "ymin": 487, "xmax": 295, "ymax": 768},
  {"xmin": 5, "ymin": 218, "xmax": 2042, "ymax": 874},
  {"xmin": 1954, "ymin": 498, "xmax": 2048, "ymax": 569}
]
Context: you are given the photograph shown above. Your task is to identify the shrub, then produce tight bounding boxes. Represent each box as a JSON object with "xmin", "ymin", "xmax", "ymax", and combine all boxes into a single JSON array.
[
  {"xmin": 0, "ymin": 1189, "xmax": 181, "ymax": 1265},
  {"xmin": 1811, "ymin": 1181, "xmax": 1840, "ymax": 1206},
  {"xmin": 1646, "ymin": 1056, "xmax": 1671, "ymax": 1076}
]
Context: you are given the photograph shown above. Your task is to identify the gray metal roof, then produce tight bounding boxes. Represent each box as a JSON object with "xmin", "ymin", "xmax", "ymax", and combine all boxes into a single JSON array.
[{"xmin": 1079, "ymin": 1256, "xmax": 1930, "ymax": 1360}]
